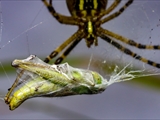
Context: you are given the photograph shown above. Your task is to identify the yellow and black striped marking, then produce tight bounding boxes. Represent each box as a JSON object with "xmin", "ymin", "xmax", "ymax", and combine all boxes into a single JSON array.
[
  {"xmin": 99, "ymin": 28, "xmax": 160, "ymax": 50},
  {"xmin": 75, "ymin": 0, "xmax": 98, "ymax": 15},
  {"xmin": 100, "ymin": 33, "xmax": 160, "ymax": 68}
]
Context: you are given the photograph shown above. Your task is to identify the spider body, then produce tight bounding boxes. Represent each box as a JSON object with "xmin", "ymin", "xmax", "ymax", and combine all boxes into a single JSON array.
[
  {"xmin": 67, "ymin": 0, "xmax": 107, "ymax": 47},
  {"xmin": 42, "ymin": 0, "xmax": 160, "ymax": 68}
]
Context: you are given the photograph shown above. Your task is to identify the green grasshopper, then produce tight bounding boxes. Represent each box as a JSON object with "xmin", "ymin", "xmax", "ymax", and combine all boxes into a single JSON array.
[{"xmin": 4, "ymin": 55, "xmax": 145, "ymax": 110}]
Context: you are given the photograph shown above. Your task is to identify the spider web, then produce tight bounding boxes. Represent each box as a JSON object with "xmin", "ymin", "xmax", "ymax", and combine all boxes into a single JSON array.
[{"xmin": 0, "ymin": 0, "xmax": 160, "ymax": 119}]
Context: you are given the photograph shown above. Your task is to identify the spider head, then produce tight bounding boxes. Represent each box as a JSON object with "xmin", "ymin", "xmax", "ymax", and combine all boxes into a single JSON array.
[{"xmin": 84, "ymin": 20, "xmax": 97, "ymax": 48}]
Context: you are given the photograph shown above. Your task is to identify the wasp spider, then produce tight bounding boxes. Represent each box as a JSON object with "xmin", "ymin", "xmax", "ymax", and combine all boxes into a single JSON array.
[{"xmin": 42, "ymin": 0, "xmax": 160, "ymax": 68}]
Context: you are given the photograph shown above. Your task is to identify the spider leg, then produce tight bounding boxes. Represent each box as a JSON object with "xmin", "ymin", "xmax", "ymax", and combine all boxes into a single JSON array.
[
  {"xmin": 44, "ymin": 30, "xmax": 84, "ymax": 63},
  {"xmin": 99, "ymin": 27, "xmax": 160, "ymax": 49},
  {"xmin": 100, "ymin": 0, "xmax": 133, "ymax": 24},
  {"xmin": 55, "ymin": 36, "xmax": 83, "ymax": 64},
  {"xmin": 42, "ymin": 0, "xmax": 80, "ymax": 25},
  {"xmin": 96, "ymin": 0, "xmax": 122, "ymax": 20},
  {"xmin": 98, "ymin": 33, "xmax": 160, "ymax": 68}
]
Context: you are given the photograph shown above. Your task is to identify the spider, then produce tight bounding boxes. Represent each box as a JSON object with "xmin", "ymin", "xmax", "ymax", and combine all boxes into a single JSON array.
[{"xmin": 42, "ymin": 0, "xmax": 160, "ymax": 68}]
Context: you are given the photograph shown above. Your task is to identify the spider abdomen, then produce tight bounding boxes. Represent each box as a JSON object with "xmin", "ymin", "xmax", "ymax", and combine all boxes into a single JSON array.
[{"xmin": 66, "ymin": 0, "xmax": 107, "ymax": 17}]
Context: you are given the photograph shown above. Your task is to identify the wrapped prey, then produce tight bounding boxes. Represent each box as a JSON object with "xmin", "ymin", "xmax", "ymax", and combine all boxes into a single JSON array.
[
  {"xmin": 4, "ymin": 55, "xmax": 107, "ymax": 110},
  {"xmin": 5, "ymin": 55, "xmax": 144, "ymax": 110}
]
